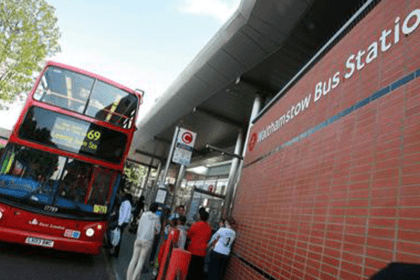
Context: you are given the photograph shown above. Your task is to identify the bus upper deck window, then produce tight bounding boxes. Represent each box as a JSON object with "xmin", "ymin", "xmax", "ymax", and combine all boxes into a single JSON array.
[{"xmin": 34, "ymin": 66, "xmax": 95, "ymax": 114}]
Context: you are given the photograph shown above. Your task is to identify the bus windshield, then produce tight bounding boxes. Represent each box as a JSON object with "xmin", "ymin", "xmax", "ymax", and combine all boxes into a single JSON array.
[
  {"xmin": 33, "ymin": 66, "xmax": 138, "ymax": 129},
  {"xmin": 0, "ymin": 144, "xmax": 118, "ymax": 220}
]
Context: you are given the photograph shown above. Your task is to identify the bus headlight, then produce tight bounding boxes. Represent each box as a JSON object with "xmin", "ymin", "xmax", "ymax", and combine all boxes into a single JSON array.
[
  {"xmin": 86, "ymin": 228, "xmax": 95, "ymax": 237},
  {"xmin": 0, "ymin": 210, "xmax": 3, "ymax": 219}
]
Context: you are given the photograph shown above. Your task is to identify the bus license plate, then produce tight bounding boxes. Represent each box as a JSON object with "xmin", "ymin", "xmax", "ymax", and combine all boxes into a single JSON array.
[{"xmin": 25, "ymin": 237, "xmax": 54, "ymax": 248}]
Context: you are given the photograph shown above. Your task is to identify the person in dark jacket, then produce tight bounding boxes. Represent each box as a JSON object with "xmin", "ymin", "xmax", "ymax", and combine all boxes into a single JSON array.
[
  {"xmin": 128, "ymin": 195, "xmax": 145, "ymax": 234},
  {"xmin": 133, "ymin": 195, "xmax": 145, "ymax": 218}
]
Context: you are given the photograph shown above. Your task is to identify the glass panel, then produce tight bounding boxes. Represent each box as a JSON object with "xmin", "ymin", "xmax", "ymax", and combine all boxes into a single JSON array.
[
  {"xmin": 19, "ymin": 107, "xmax": 127, "ymax": 164},
  {"xmin": 87, "ymin": 168, "xmax": 116, "ymax": 207},
  {"xmin": 195, "ymin": 180, "xmax": 205, "ymax": 190},
  {"xmin": 58, "ymin": 159, "xmax": 92, "ymax": 204},
  {"xmin": 216, "ymin": 178, "xmax": 228, "ymax": 195},
  {"xmin": 34, "ymin": 66, "xmax": 95, "ymax": 114},
  {"xmin": 0, "ymin": 144, "xmax": 118, "ymax": 218},
  {"xmin": 33, "ymin": 66, "xmax": 138, "ymax": 128},
  {"xmin": 86, "ymin": 81, "xmax": 138, "ymax": 128},
  {"xmin": 0, "ymin": 145, "xmax": 61, "ymax": 203}
]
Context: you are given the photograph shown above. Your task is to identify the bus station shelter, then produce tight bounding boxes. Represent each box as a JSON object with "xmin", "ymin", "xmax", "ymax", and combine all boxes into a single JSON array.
[
  {"xmin": 59, "ymin": 0, "xmax": 420, "ymax": 278},
  {"xmin": 128, "ymin": 0, "xmax": 369, "ymax": 216},
  {"xmin": 126, "ymin": 0, "xmax": 420, "ymax": 278}
]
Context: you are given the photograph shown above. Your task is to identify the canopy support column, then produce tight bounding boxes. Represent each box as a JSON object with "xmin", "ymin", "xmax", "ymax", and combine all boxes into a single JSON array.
[
  {"xmin": 229, "ymin": 95, "xmax": 263, "ymax": 216},
  {"xmin": 223, "ymin": 129, "xmax": 243, "ymax": 217}
]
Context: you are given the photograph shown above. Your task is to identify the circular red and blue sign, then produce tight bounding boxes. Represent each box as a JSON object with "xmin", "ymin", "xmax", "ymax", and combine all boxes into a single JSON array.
[
  {"xmin": 181, "ymin": 132, "xmax": 193, "ymax": 144},
  {"xmin": 249, "ymin": 133, "xmax": 257, "ymax": 151}
]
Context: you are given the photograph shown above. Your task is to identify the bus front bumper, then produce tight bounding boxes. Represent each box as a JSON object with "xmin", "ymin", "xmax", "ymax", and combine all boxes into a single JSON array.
[{"xmin": 0, "ymin": 227, "xmax": 103, "ymax": 255}]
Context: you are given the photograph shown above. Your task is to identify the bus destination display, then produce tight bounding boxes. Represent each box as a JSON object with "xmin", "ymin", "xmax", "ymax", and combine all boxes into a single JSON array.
[
  {"xmin": 19, "ymin": 107, "xmax": 127, "ymax": 163},
  {"xmin": 51, "ymin": 117, "xmax": 101, "ymax": 154}
]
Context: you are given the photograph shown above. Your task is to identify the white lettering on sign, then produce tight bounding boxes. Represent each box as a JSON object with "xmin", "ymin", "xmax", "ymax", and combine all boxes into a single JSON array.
[
  {"xmin": 258, "ymin": 94, "xmax": 311, "ymax": 142},
  {"xmin": 314, "ymin": 72, "xmax": 340, "ymax": 103},
  {"xmin": 344, "ymin": 9, "xmax": 420, "ymax": 79},
  {"xmin": 255, "ymin": 7, "xmax": 420, "ymax": 146}
]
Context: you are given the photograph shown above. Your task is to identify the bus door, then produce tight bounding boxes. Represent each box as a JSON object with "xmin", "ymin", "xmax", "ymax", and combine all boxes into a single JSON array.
[{"xmin": 85, "ymin": 166, "xmax": 119, "ymax": 215}]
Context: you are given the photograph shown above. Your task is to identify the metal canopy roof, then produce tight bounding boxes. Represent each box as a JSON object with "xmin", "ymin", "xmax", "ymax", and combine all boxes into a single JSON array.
[{"xmin": 129, "ymin": 0, "xmax": 370, "ymax": 169}]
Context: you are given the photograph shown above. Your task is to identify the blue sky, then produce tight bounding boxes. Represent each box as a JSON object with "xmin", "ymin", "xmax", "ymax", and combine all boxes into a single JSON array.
[{"xmin": 0, "ymin": 0, "xmax": 240, "ymax": 129}]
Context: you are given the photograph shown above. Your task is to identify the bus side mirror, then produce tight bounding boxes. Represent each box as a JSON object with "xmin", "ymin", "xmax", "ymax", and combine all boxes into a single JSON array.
[{"xmin": 135, "ymin": 89, "xmax": 145, "ymax": 104}]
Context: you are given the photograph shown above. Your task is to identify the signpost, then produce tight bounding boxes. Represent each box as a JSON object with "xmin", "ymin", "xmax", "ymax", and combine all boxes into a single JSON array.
[
  {"xmin": 172, "ymin": 128, "xmax": 197, "ymax": 166},
  {"xmin": 155, "ymin": 127, "xmax": 197, "ymax": 206}
]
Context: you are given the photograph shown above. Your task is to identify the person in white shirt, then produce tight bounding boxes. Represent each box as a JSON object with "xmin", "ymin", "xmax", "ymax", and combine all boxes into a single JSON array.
[
  {"xmin": 113, "ymin": 193, "xmax": 132, "ymax": 258},
  {"xmin": 126, "ymin": 202, "xmax": 161, "ymax": 280},
  {"xmin": 118, "ymin": 195, "xmax": 132, "ymax": 226},
  {"xmin": 207, "ymin": 217, "xmax": 237, "ymax": 280}
]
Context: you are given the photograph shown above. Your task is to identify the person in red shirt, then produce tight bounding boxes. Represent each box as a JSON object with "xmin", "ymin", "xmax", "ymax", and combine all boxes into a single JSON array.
[{"xmin": 186, "ymin": 210, "xmax": 212, "ymax": 280}]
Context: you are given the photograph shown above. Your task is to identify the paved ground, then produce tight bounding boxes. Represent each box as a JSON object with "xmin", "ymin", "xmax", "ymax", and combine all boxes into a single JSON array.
[
  {"xmin": 106, "ymin": 226, "xmax": 212, "ymax": 280},
  {"xmin": 106, "ymin": 227, "xmax": 157, "ymax": 280},
  {"xmin": 0, "ymin": 241, "xmax": 114, "ymax": 280}
]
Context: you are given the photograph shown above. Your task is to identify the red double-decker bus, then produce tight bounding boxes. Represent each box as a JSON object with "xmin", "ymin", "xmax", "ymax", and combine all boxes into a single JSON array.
[{"xmin": 0, "ymin": 61, "xmax": 143, "ymax": 254}]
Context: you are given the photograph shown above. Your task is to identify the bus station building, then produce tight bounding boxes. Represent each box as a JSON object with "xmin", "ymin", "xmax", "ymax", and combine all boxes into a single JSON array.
[{"xmin": 130, "ymin": 0, "xmax": 420, "ymax": 278}]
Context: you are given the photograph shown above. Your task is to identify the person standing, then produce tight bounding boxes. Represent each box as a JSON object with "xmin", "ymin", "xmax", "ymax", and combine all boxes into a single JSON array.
[
  {"xmin": 177, "ymin": 215, "xmax": 188, "ymax": 250},
  {"xmin": 158, "ymin": 217, "xmax": 178, "ymax": 266},
  {"xmin": 113, "ymin": 193, "xmax": 132, "ymax": 258},
  {"xmin": 126, "ymin": 202, "xmax": 161, "ymax": 280},
  {"xmin": 147, "ymin": 206, "xmax": 170, "ymax": 270},
  {"xmin": 169, "ymin": 205, "xmax": 185, "ymax": 221},
  {"xmin": 204, "ymin": 218, "xmax": 224, "ymax": 275},
  {"xmin": 133, "ymin": 195, "xmax": 145, "ymax": 218},
  {"xmin": 207, "ymin": 217, "xmax": 237, "ymax": 280},
  {"xmin": 129, "ymin": 195, "xmax": 146, "ymax": 234},
  {"xmin": 186, "ymin": 210, "xmax": 212, "ymax": 280}
]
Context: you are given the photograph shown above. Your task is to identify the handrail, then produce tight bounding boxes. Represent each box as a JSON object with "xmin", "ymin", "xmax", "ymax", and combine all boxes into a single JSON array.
[{"xmin": 44, "ymin": 90, "xmax": 129, "ymax": 119}]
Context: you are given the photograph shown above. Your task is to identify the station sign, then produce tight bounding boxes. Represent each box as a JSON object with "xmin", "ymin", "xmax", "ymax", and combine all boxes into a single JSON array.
[
  {"xmin": 172, "ymin": 128, "xmax": 197, "ymax": 165},
  {"xmin": 254, "ymin": 8, "xmax": 420, "ymax": 146},
  {"xmin": 155, "ymin": 188, "xmax": 167, "ymax": 204}
]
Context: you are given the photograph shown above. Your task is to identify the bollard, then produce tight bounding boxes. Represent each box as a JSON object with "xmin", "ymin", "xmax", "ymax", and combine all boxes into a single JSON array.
[
  {"xmin": 157, "ymin": 229, "xmax": 180, "ymax": 280},
  {"xmin": 165, "ymin": 249, "xmax": 191, "ymax": 280}
]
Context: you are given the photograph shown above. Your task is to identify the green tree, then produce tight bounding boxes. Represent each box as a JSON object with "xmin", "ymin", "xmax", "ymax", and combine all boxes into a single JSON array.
[
  {"xmin": 0, "ymin": 0, "xmax": 61, "ymax": 101},
  {"xmin": 124, "ymin": 162, "xmax": 148, "ymax": 191}
]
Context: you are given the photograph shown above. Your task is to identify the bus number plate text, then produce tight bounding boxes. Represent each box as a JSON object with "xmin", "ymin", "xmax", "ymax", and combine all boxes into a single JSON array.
[{"xmin": 25, "ymin": 237, "xmax": 54, "ymax": 248}]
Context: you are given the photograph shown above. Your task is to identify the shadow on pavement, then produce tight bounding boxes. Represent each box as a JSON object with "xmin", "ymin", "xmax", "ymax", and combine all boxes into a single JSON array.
[{"xmin": 0, "ymin": 241, "xmax": 113, "ymax": 280}]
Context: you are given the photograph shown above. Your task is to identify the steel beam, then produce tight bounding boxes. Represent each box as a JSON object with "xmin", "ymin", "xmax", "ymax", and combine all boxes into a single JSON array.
[
  {"xmin": 193, "ymin": 107, "xmax": 243, "ymax": 128},
  {"xmin": 134, "ymin": 149, "xmax": 166, "ymax": 161},
  {"xmin": 205, "ymin": 144, "xmax": 243, "ymax": 160}
]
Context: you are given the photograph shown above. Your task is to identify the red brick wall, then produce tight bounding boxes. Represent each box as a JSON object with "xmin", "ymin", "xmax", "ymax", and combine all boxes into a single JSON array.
[{"xmin": 229, "ymin": 0, "xmax": 420, "ymax": 279}]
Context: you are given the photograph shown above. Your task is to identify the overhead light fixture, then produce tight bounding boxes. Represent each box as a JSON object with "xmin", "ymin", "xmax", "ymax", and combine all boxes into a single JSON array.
[{"xmin": 205, "ymin": 160, "xmax": 232, "ymax": 168}]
